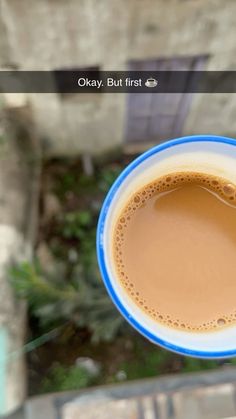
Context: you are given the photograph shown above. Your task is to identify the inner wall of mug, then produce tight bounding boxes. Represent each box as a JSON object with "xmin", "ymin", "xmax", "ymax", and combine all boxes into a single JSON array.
[{"xmin": 103, "ymin": 139, "xmax": 236, "ymax": 353}]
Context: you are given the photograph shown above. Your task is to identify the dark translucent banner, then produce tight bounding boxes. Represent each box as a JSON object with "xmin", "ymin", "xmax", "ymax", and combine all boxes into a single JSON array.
[{"xmin": 0, "ymin": 71, "xmax": 236, "ymax": 93}]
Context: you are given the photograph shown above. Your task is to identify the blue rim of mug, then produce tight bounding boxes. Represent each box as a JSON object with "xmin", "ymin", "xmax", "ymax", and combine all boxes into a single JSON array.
[{"xmin": 96, "ymin": 135, "xmax": 236, "ymax": 359}]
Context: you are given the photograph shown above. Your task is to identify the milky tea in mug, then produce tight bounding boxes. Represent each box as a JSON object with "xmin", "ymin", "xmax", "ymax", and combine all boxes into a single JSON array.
[
  {"xmin": 113, "ymin": 170, "xmax": 236, "ymax": 332},
  {"xmin": 97, "ymin": 137, "xmax": 236, "ymax": 356}
]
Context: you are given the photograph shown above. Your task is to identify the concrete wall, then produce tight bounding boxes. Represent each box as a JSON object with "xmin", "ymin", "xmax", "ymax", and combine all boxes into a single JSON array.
[
  {"xmin": 0, "ymin": 107, "xmax": 40, "ymax": 415},
  {"xmin": 1, "ymin": 0, "xmax": 236, "ymax": 156},
  {"xmin": 0, "ymin": 0, "xmax": 236, "ymax": 152}
]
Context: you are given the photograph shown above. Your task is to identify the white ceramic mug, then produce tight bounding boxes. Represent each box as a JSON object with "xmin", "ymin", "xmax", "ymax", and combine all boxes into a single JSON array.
[{"xmin": 97, "ymin": 135, "xmax": 236, "ymax": 358}]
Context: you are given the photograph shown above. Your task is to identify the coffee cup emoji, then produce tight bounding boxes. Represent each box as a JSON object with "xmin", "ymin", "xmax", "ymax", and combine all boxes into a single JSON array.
[{"xmin": 145, "ymin": 77, "xmax": 158, "ymax": 88}]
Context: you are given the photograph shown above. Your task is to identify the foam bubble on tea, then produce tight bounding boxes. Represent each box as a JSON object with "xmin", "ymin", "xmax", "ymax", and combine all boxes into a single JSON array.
[{"xmin": 113, "ymin": 172, "xmax": 236, "ymax": 332}]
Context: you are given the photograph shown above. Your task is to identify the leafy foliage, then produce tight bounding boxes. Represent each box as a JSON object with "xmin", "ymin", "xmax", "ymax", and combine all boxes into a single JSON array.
[
  {"xmin": 10, "ymin": 259, "xmax": 125, "ymax": 342},
  {"xmin": 10, "ymin": 157, "xmax": 226, "ymax": 391},
  {"xmin": 9, "ymin": 160, "xmax": 128, "ymax": 342},
  {"xmin": 97, "ymin": 166, "xmax": 122, "ymax": 193},
  {"xmin": 10, "ymin": 261, "xmax": 75, "ymax": 309},
  {"xmin": 120, "ymin": 349, "xmax": 172, "ymax": 380},
  {"xmin": 41, "ymin": 364, "xmax": 98, "ymax": 393},
  {"xmin": 182, "ymin": 357, "xmax": 219, "ymax": 373},
  {"xmin": 61, "ymin": 210, "xmax": 93, "ymax": 239}
]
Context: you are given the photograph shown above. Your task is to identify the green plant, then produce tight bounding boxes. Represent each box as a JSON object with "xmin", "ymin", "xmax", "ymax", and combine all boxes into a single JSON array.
[
  {"xmin": 10, "ymin": 261, "xmax": 75, "ymax": 309},
  {"xmin": 60, "ymin": 172, "xmax": 77, "ymax": 192},
  {"xmin": 10, "ymin": 161, "xmax": 128, "ymax": 343},
  {"xmin": 10, "ymin": 260, "xmax": 125, "ymax": 342},
  {"xmin": 119, "ymin": 344, "xmax": 172, "ymax": 381},
  {"xmin": 182, "ymin": 357, "xmax": 218, "ymax": 373},
  {"xmin": 98, "ymin": 166, "xmax": 123, "ymax": 192},
  {"xmin": 55, "ymin": 167, "xmax": 106, "ymax": 199},
  {"xmin": 41, "ymin": 364, "xmax": 97, "ymax": 393},
  {"xmin": 61, "ymin": 210, "xmax": 93, "ymax": 239}
]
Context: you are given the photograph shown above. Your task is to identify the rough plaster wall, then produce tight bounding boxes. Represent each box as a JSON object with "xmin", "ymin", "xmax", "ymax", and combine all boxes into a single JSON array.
[
  {"xmin": 0, "ymin": 109, "xmax": 40, "ymax": 414},
  {"xmin": 1, "ymin": 0, "xmax": 99, "ymax": 69},
  {"xmin": 128, "ymin": 0, "xmax": 236, "ymax": 62},
  {"xmin": 1, "ymin": 0, "xmax": 236, "ymax": 154},
  {"xmin": 184, "ymin": 93, "xmax": 236, "ymax": 138},
  {"xmin": 0, "ymin": 2, "xmax": 12, "ymax": 67},
  {"xmin": 4, "ymin": 0, "xmax": 236, "ymax": 69},
  {"xmin": 29, "ymin": 92, "xmax": 126, "ymax": 157},
  {"xmin": 0, "ymin": 0, "xmax": 129, "ymax": 155},
  {"xmin": 0, "ymin": 0, "xmax": 130, "ymax": 69}
]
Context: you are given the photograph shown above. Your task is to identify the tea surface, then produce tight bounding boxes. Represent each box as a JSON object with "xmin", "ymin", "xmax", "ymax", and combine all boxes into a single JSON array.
[{"xmin": 113, "ymin": 172, "xmax": 236, "ymax": 331}]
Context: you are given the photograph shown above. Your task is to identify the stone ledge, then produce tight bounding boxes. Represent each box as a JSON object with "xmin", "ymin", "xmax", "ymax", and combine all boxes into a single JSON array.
[
  {"xmin": 59, "ymin": 382, "xmax": 236, "ymax": 419},
  {"xmin": 25, "ymin": 367, "xmax": 236, "ymax": 419}
]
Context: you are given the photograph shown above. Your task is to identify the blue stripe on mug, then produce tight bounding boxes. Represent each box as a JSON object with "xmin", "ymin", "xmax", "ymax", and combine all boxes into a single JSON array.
[{"xmin": 96, "ymin": 135, "xmax": 236, "ymax": 359}]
